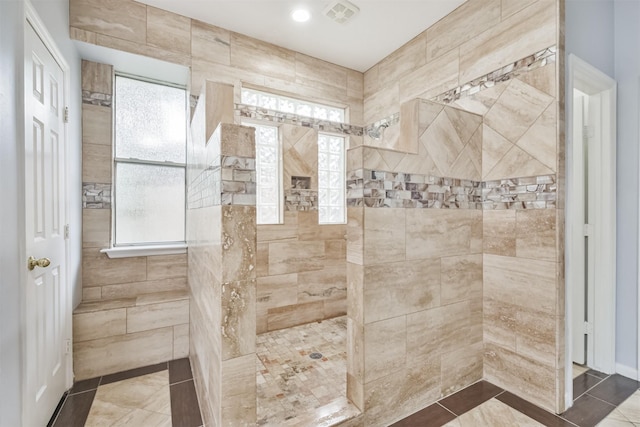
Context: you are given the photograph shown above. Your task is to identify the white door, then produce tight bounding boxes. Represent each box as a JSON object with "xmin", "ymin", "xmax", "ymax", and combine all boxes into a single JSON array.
[{"xmin": 24, "ymin": 20, "xmax": 70, "ymax": 427}]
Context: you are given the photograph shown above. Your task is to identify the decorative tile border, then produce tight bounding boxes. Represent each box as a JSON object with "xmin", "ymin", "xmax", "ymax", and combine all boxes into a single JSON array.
[
  {"xmin": 432, "ymin": 46, "xmax": 556, "ymax": 105},
  {"xmin": 83, "ymin": 182, "xmax": 111, "ymax": 209},
  {"xmin": 346, "ymin": 170, "xmax": 556, "ymax": 210},
  {"xmin": 285, "ymin": 189, "xmax": 318, "ymax": 211},
  {"xmin": 363, "ymin": 113, "xmax": 399, "ymax": 138},
  {"xmin": 235, "ymin": 104, "xmax": 364, "ymax": 136},
  {"xmin": 82, "ymin": 90, "xmax": 112, "ymax": 107},
  {"xmin": 188, "ymin": 156, "xmax": 256, "ymax": 209}
]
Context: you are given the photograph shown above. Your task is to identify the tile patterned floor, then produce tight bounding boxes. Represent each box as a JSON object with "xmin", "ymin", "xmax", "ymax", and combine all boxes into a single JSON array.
[
  {"xmin": 256, "ymin": 315, "xmax": 359, "ymax": 426},
  {"xmin": 48, "ymin": 359, "xmax": 202, "ymax": 427}
]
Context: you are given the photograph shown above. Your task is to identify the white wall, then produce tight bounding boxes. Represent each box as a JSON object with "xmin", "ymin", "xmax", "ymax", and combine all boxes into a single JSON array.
[
  {"xmin": 0, "ymin": 0, "xmax": 81, "ymax": 425},
  {"xmin": 614, "ymin": 0, "xmax": 640, "ymax": 372}
]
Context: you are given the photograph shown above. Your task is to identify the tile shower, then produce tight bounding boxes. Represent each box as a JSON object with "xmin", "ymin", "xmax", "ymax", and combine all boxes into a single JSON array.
[{"xmin": 71, "ymin": 0, "xmax": 566, "ymax": 425}]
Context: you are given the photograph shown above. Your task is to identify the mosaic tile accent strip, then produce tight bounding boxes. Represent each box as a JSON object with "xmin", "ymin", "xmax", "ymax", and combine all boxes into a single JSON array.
[
  {"xmin": 346, "ymin": 170, "xmax": 556, "ymax": 210},
  {"xmin": 284, "ymin": 189, "xmax": 318, "ymax": 211},
  {"xmin": 363, "ymin": 113, "xmax": 400, "ymax": 138},
  {"xmin": 188, "ymin": 155, "xmax": 256, "ymax": 209},
  {"xmin": 82, "ymin": 90, "xmax": 112, "ymax": 107},
  {"xmin": 235, "ymin": 104, "xmax": 364, "ymax": 136},
  {"xmin": 83, "ymin": 182, "xmax": 111, "ymax": 209},
  {"xmin": 432, "ymin": 46, "xmax": 557, "ymax": 105}
]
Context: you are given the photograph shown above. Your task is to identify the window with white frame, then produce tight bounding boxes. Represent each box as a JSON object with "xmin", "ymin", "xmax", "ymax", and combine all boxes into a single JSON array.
[
  {"xmin": 241, "ymin": 88, "xmax": 345, "ymax": 123},
  {"xmin": 242, "ymin": 122, "xmax": 282, "ymax": 224},
  {"xmin": 318, "ymin": 134, "xmax": 346, "ymax": 224},
  {"xmin": 113, "ymin": 75, "xmax": 187, "ymax": 245}
]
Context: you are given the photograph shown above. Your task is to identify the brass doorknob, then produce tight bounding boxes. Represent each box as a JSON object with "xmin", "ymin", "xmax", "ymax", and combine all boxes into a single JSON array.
[{"xmin": 28, "ymin": 256, "xmax": 51, "ymax": 271}]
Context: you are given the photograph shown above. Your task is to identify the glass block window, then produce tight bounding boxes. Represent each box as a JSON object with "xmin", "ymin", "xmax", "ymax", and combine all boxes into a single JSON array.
[
  {"xmin": 318, "ymin": 134, "xmax": 346, "ymax": 224},
  {"xmin": 241, "ymin": 88, "xmax": 345, "ymax": 123},
  {"xmin": 114, "ymin": 75, "xmax": 187, "ymax": 245},
  {"xmin": 243, "ymin": 122, "xmax": 282, "ymax": 224}
]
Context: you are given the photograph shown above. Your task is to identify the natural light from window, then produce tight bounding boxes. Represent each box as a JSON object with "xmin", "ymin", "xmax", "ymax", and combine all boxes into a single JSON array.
[
  {"xmin": 318, "ymin": 134, "xmax": 346, "ymax": 224},
  {"xmin": 241, "ymin": 88, "xmax": 345, "ymax": 123}
]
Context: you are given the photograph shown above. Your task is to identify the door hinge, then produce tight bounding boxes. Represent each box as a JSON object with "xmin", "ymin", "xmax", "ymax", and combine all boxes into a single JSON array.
[
  {"xmin": 64, "ymin": 224, "xmax": 70, "ymax": 240},
  {"xmin": 583, "ymin": 224, "xmax": 592, "ymax": 237},
  {"xmin": 65, "ymin": 339, "xmax": 71, "ymax": 355},
  {"xmin": 584, "ymin": 321, "xmax": 594, "ymax": 335},
  {"xmin": 64, "ymin": 106, "xmax": 69, "ymax": 123}
]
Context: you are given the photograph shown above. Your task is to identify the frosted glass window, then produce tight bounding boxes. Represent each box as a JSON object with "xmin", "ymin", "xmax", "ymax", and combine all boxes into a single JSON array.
[
  {"xmin": 115, "ymin": 163, "xmax": 185, "ymax": 244},
  {"xmin": 114, "ymin": 75, "xmax": 187, "ymax": 245},
  {"xmin": 243, "ymin": 122, "xmax": 282, "ymax": 224},
  {"xmin": 241, "ymin": 88, "xmax": 345, "ymax": 123},
  {"xmin": 318, "ymin": 134, "xmax": 345, "ymax": 224}
]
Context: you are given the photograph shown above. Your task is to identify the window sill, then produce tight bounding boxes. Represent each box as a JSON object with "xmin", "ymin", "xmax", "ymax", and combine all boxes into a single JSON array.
[{"xmin": 101, "ymin": 244, "xmax": 187, "ymax": 259}]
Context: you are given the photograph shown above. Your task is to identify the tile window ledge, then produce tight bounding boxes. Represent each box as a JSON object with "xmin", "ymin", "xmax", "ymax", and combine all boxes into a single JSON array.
[{"xmin": 101, "ymin": 244, "xmax": 187, "ymax": 259}]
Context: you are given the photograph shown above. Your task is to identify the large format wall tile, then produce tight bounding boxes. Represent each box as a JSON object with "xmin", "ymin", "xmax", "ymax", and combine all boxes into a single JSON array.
[
  {"xmin": 70, "ymin": 0, "xmax": 147, "ymax": 44},
  {"xmin": 363, "ymin": 208, "xmax": 405, "ymax": 264},
  {"xmin": 146, "ymin": 6, "xmax": 191, "ymax": 54},
  {"xmin": 364, "ymin": 316, "xmax": 406, "ymax": 383}
]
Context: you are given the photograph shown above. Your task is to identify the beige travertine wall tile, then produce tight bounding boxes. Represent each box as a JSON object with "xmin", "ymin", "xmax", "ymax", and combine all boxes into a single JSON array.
[
  {"xmin": 347, "ymin": 263, "xmax": 364, "ymax": 324},
  {"xmin": 268, "ymin": 241, "xmax": 324, "ymax": 275},
  {"xmin": 191, "ymin": 20, "xmax": 231, "ymax": 65},
  {"xmin": 71, "ymin": 27, "xmax": 97, "ymax": 44},
  {"xmin": 146, "ymin": 254, "xmax": 187, "ymax": 281},
  {"xmin": 298, "ymin": 267, "xmax": 347, "ymax": 303},
  {"xmin": 82, "ymin": 104, "xmax": 112, "ymax": 146},
  {"xmin": 347, "ymin": 373, "xmax": 364, "ymax": 413},
  {"xmin": 295, "ymin": 52, "xmax": 348, "ymax": 92},
  {"xmin": 221, "ymin": 280, "xmax": 256, "ymax": 360},
  {"xmin": 347, "ymin": 208, "xmax": 364, "ymax": 265},
  {"xmin": 70, "ymin": 0, "xmax": 147, "ymax": 44},
  {"xmin": 501, "ymin": 0, "xmax": 539, "ymax": 21},
  {"xmin": 516, "ymin": 103, "xmax": 557, "ymax": 171},
  {"xmin": 127, "ymin": 299, "xmax": 189, "ymax": 333},
  {"xmin": 221, "ymin": 205, "xmax": 256, "ymax": 283},
  {"xmin": 399, "ymin": 49, "xmax": 460, "ymax": 104},
  {"xmin": 379, "ymin": 33, "xmax": 427, "ymax": 87},
  {"xmin": 445, "ymin": 106, "xmax": 483, "ymax": 143},
  {"xmin": 484, "ymin": 144, "xmax": 554, "ymax": 181},
  {"xmin": 267, "ymin": 301, "xmax": 324, "ymax": 331},
  {"xmin": 406, "ymin": 209, "xmax": 478, "ymax": 260},
  {"xmin": 483, "ymin": 297, "xmax": 517, "ymax": 350},
  {"xmin": 515, "ymin": 307, "xmax": 555, "ymax": 365},
  {"xmin": 363, "ymin": 208, "xmax": 405, "ymax": 264},
  {"xmin": 82, "ymin": 249, "xmax": 146, "ymax": 287},
  {"xmin": 363, "ymin": 259, "xmax": 440, "ymax": 323},
  {"xmin": 426, "ymin": 0, "xmax": 501, "ymax": 62},
  {"xmin": 324, "ymin": 297, "xmax": 347, "ymax": 318},
  {"xmin": 519, "ymin": 62, "xmax": 556, "ymax": 97},
  {"xmin": 440, "ymin": 343, "xmax": 483, "ymax": 396},
  {"xmin": 363, "ymin": 65, "xmax": 380, "ymax": 99},
  {"xmin": 364, "ymin": 316, "xmax": 406, "ymax": 383},
  {"xmin": 220, "ymin": 123, "xmax": 255, "ymax": 158},
  {"xmin": 325, "ymin": 239, "xmax": 347, "ymax": 262},
  {"xmin": 230, "ymin": 32, "xmax": 296, "ymax": 81},
  {"xmin": 299, "ymin": 216, "xmax": 344, "ymax": 241},
  {"xmin": 420, "ymin": 109, "xmax": 466, "ymax": 177},
  {"xmin": 81, "ymin": 60, "xmax": 113, "ymax": 94},
  {"xmin": 441, "ymin": 254, "xmax": 482, "ymax": 304},
  {"xmin": 257, "ymin": 212, "xmax": 299, "ymax": 242},
  {"xmin": 516, "ymin": 209, "xmax": 556, "ymax": 261},
  {"xmin": 483, "ymin": 209, "xmax": 516, "ymax": 256},
  {"xmin": 146, "ymin": 6, "xmax": 190, "ymax": 54},
  {"xmin": 347, "ymin": 69, "xmax": 364, "ymax": 100},
  {"xmin": 205, "ymin": 83, "xmax": 235, "ymax": 141},
  {"xmin": 135, "ymin": 289, "xmax": 188, "ymax": 306},
  {"xmin": 484, "ymin": 254, "xmax": 556, "ymax": 315},
  {"xmin": 191, "ymin": 59, "xmax": 265, "ymax": 96},
  {"xmin": 282, "ymin": 126, "xmax": 318, "ymax": 190},
  {"xmin": 459, "ymin": 0, "xmax": 556, "ymax": 83},
  {"xmin": 363, "ymin": 82, "xmax": 399, "ymax": 124},
  {"xmin": 484, "ymin": 342, "xmax": 555, "ymax": 412},
  {"xmin": 257, "ymin": 274, "xmax": 298, "ymax": 309},
  {"xmin": 73, "ymin": 308, "xmax": 126, "ymax": 342},
  {"xmin": 74, "ymin": 327, "xmax": 174, "ymax": 380},
  {"xmin": 83, "ymin": 287, "xmax": 102, "ymax": 301},
  {"xmin": 482, "ymin": 124, "xmax": 513, "ymax": 179},
  {"xmin": 100, "ymin": 277, "xmax": 187, "ymax": 299},
  {"xmin": 453, "ymin": 83, "xmax": 507, "ymax": 117},
  {"xmin": 485, "ymin": 79, "xmax": 554, "ymax": 144},
  {"xmin": 82, "ymin": 209, "xmax": 110, "ymax": 249},
  {"xmin": 363, "ymin": 357, "xmax": 440, "ymax": 426},
  {"xmin": 221, "ymin": 354, "xmax": 257, "ymax": 425},
  {"xmin": 173, "ymin": 324, "xmax": 189, "ymax": 358},
  {"xmin": 83, "ymin": 143, "xmax": 111, "ymax": 183},
  {"xmin": 94, "ymin": 32, "xmax": 191, "ymax": 67},
  {"xmin": 256, "ymin": 243, "xmax": 269, "ymax": 277}
]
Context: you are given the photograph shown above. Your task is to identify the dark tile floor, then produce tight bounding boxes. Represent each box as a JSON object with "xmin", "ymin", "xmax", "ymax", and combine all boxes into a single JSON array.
[
  {"xmin": 391, "ymin": 370, "xmax": 640, "ymax": 427},
  {"xmin": 47, "ymin": 358, "xmax": 202, "ymax": 427}
]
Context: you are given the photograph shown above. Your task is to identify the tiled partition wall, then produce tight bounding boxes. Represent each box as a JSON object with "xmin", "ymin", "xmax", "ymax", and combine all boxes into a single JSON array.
[
  {"xmin": 75, "ymin": 60, "xmax": 189, "ymax": 380},
  {"xmin": 346, "ymin": 103, "xmax": 484, "ymax": 426},
  {"xmin": 361, "ymin": 0, "xmax": 565, "ymax": 417},
  {"xmin": 187, "ymin": 82, "xmax": 257, "ymax": 426},
  {"xmin": 256, "ymin": 124, "xmax": 347, "ymax": 334}
]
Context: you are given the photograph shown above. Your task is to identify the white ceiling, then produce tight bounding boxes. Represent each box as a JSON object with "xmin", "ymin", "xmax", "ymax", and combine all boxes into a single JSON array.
[{"xmin": 136, "ymin": 0, "xmax": 467, "ymax": 72}]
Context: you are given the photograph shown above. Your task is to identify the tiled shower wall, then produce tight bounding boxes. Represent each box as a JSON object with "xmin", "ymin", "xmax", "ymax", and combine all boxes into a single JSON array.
[
  {"xmin": 256, "ymin": 124, "xmax": 347, "ymax": 333},
  {"xmin": 359, "ymin": 0, "xmax": 565, "ymax": 419},
  {"xmin": 76, "ymin": 60, "xmax": 189, "ymax": 379},
  {"xmin": 187, "ymin": 82, "xmax": 257, "ymax": 426}
]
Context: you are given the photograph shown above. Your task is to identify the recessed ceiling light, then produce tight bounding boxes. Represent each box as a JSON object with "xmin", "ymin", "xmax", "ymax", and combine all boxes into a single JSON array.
[{"xmin": 291, "ymin": 8, "xmax": 311, "ymax": 23}]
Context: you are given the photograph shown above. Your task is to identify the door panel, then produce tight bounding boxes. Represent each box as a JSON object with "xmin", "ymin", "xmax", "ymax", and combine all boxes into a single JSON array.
[{"xmin": 24, "ymin": 22, "xmax": 69, "ymax": 427}]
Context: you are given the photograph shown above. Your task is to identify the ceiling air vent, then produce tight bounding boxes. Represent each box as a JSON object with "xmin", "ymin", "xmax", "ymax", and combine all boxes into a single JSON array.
[{"xmin": 323, "ymin": 0, "xmax": 360, "ymax": 24}]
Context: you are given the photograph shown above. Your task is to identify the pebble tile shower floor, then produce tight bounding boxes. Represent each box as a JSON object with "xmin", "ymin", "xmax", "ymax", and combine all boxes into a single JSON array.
[{"xmin": 256, "ymin": 315, "xmax": 358, "ymax": 426}]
